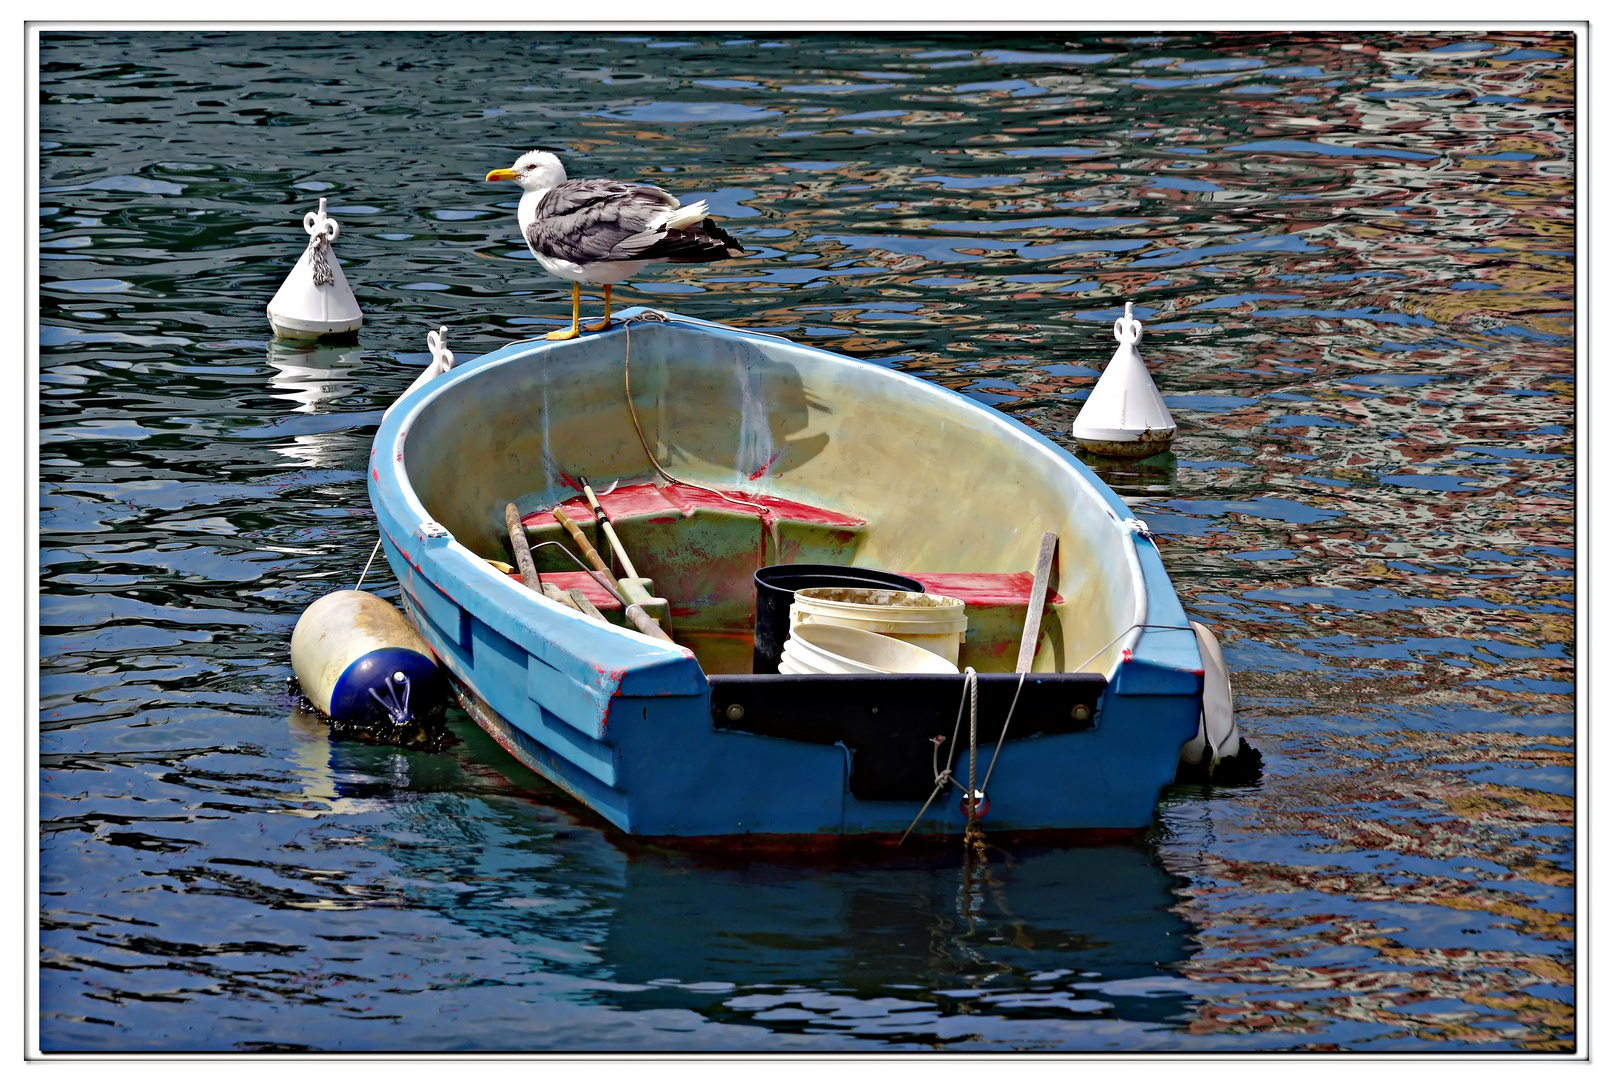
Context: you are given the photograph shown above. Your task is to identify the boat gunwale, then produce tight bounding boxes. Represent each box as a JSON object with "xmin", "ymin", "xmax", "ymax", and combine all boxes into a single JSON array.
[{"xmin": 371, "ymin": 307, "xmax": 1194, "ymax": 687}]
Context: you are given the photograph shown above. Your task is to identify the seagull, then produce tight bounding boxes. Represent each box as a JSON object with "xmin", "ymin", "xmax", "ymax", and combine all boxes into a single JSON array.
[{"xmin": 485, "ymin": 151, "xmax": 745, "ymax": 340}]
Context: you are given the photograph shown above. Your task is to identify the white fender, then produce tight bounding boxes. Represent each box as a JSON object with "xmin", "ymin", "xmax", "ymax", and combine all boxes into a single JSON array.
[{"xmin": 1179, "ymin": 619, "xmax": 1241, "ymax": 768}]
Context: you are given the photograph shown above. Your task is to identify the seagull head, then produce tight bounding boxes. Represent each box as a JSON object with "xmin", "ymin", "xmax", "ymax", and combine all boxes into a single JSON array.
[{"xmin": 485, "ymin": 150, "xmax": 567, "ymax": 191}]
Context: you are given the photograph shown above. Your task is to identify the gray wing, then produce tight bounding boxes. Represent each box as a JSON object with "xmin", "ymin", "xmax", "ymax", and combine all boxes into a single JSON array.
[{"xmin": 525, "ymin": 179, "xmax": 680, "ymax": 264}]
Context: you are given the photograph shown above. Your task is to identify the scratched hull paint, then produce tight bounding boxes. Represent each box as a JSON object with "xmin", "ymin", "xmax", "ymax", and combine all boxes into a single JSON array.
[{"xmin": 369, "ymin": 310, "xmax": 1203, "ymax": 838}]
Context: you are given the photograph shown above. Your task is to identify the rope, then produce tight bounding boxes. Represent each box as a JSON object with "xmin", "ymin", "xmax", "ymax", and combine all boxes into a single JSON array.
[
  {"xmin": 963, "ymin": 666, "xmax": 988, "ymax": 856},
  {"xmin": 897, "ymin": 623, "xmax": 1196, "ymax": 845},
  {"xmin": 367, "ymin": 673, "xmax": 412, "ymax": 725},
  {"xmin": 967, "ymin": 668, "xmax": 979, "ymax": 814},
  {"xmin": 976, "ymin": 668, "xmax": 1029, "ymax": 799},
  {"xmin": 307, "ymin": 231, "xmax": 335, "ymax": 286},
  {"xmin": 621, "ymin": 320, "xmax": 780, "ymax": 564},
  {"xmin": 356, "ymin": 536, "xmax": 383, "ymax": 590},
  {"xmin": 300, "ymin": 201, "xmax": 340, "ymax": 286},
  {"xmin": 899, "ymin": 667, "xmax": 976, "ymax": 844}
]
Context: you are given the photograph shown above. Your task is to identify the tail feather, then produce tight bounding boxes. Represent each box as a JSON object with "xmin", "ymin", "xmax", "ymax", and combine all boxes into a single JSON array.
[{"xmin": 663, "ymin": 200, "xmax": 710, "ymax": 230}]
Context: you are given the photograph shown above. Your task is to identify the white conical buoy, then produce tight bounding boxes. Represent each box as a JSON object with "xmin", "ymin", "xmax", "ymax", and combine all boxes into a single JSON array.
[
  {"xmin": 1072, "ymin": 301, "xmax": 1175, "ymax": 458},
  {"xmin": 267, "ymin": 197, "xmax": 363, "ymax": 340}
]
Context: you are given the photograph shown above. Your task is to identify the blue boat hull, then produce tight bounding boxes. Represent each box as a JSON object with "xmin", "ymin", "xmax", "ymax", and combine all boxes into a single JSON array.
[{"xmin": 371, "ymin": 309, "xmax": 1203, "ymax": 841}]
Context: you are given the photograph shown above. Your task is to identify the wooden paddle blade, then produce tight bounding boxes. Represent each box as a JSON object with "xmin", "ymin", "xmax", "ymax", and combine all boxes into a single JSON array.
[{"xmin": 1016, "ymin": 531, "xmax": 1059, "ymax": 674}]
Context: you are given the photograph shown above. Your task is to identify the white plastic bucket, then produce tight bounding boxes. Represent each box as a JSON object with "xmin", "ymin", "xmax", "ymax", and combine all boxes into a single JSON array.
[
  {"xmin": 780, "ymin": 622, "xmax": 960, "ymax": 676},
  {"xmin": 790, "ymin": 587, "xmax": 968, "ymax": 665}
]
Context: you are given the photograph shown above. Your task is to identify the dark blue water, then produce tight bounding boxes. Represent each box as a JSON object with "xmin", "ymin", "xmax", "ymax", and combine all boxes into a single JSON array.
[{"xmin": 38, "ymin": 30, "xmax": 1574, "ymax": 1051}]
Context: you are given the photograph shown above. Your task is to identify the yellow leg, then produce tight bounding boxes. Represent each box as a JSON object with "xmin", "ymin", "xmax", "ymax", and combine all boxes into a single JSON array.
[
  {"xmin": 584, "ymin": 284, "xmax": 613, "ymax": 333},
  {"xmin": 545, "ymin": 283, "xmax": 582, "ymax": 341}
]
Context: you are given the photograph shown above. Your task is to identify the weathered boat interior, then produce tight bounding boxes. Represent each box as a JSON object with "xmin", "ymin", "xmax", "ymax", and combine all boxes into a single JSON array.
[{"xmin": 400, "ymin": 317, "xmax": 1143, "ymax": 681}]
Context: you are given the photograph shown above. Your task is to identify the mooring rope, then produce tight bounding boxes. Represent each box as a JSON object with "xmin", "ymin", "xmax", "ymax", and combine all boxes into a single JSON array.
[
  {"xmin": 301, "ymin": 203, "xmax": 340, "ymax": 288},
  {"xmin": 355, "ymin": 536, "xmax": 383, "ymax": 591},
  {"xmin": 898, "ymin": 622, "xmax": 1199, "ymax": 846},
  {"xmin": 899, "ymin": 667, "xmax": 976, "ymax": 844},
  {"xmin": 307, "ymin": 230, "xmax": 335, "ymax": 286}
]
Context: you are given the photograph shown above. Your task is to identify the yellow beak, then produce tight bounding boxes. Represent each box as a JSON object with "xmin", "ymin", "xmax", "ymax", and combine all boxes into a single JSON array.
[{"xmin": 485, "ymin": 168, "xmax": 518, "ymax": 182}]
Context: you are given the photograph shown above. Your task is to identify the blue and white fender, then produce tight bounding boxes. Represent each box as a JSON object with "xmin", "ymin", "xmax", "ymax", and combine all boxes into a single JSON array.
[{"xmin": 290, "ymin": 589, "xmax": 443, "ymax": 725}]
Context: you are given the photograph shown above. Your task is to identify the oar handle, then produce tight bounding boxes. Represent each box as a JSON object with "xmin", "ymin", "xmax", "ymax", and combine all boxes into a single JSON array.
[
  {"xmin": 626, "ymin": 603, "xmax": 674, "ymax": 643},
  {"xmin": 505, "ymin": 502, "xmax": 543, "ymax": 593},
  {"xmin": 579, "ymin": 476, "xmax": 641, "ymax": 580}
]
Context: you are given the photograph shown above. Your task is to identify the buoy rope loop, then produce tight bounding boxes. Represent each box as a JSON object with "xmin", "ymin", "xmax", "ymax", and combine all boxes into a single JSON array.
[{"xmin": 302, "ymin": 206, "xmax": 339, "ymax": 286}]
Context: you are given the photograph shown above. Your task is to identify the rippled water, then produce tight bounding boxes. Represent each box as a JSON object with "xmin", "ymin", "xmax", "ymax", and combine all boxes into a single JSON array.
[{"xmin": 37, "ymin": 30, "xmax": 1575, "ymax": 1052}]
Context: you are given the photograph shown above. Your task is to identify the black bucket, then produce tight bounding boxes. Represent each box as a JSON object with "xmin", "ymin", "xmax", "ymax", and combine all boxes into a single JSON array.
[{"xmin": 752, "ymin": 564, "xmax": 925, "ymax": 675}]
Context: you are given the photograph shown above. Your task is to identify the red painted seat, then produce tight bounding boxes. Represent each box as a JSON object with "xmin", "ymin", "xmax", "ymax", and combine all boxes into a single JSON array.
[
  {"xmin": 520, "ymin": 482, "xmax": 867, "ymax": 633},
  {"xmin": 512, "ymin": 483, "xmax": 1060, "ymax": 673}
]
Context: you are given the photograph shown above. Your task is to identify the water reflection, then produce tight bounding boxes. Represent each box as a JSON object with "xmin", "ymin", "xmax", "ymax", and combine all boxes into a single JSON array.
[
  {"xmin": 1077, "ymin": 450, "xmax": 1179, "ymax": 498},
  {"xmin": 265, "ymin": 341, "xmax": 367, "ymax": 416}
]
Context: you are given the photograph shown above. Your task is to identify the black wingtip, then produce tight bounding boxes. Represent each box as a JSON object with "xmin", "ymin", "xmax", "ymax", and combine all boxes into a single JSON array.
[{"xmin": 698, "ymin": 217, "xmax": 746, "ymax": 256}]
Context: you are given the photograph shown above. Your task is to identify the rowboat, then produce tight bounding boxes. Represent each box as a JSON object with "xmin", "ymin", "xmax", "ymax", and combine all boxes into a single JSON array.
[{"xmin": 368, "ymin": 308, "xmax": 1206, "ymax": 845}]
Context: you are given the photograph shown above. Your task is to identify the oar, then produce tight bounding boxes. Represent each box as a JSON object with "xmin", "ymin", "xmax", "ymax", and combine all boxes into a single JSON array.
[
  {"xmin": 507, "ymin": 502, "xmax": 595, "ymax": 616},
  {"xmin": 505, "ymin": 502, "xmax": 544, "ymax": 593},
  {"xmin": 1016, "ymin": 532, "xmax": 1059, "ymax": 674},
  {"xmin": 578, "ymin": 475, "xmax": 640, "ymax": 580},
  {"xmin": 551, "ymin": 506, "xmax": 625, "ymax": 599},
  {"xmin": 565, "ymin": 588, "xmax": 608, "ymax": 623},
  {"xmin": 625, "ymin": 603, "xmax": 674, "ymax": 643},
  {"xmin": 575, "ymin": 475, "xmax": 672, "ymax": 635}
]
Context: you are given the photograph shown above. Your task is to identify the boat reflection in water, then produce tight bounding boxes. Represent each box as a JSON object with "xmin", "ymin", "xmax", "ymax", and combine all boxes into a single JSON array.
[
  {"xmin": 595, "ymin": 840, "xmax": 1197, "ymax": 1036},
  {"xmin": 292, "ymin": 710, "xmax": 1201, "ymax": 1044}
]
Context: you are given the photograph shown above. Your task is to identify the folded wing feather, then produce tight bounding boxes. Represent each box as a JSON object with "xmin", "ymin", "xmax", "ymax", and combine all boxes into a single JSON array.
[{"xmin": 527, "ymin": 179, "xmax": 737, "ymax": 265}]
